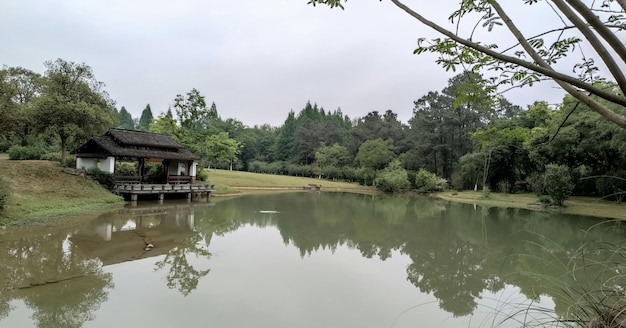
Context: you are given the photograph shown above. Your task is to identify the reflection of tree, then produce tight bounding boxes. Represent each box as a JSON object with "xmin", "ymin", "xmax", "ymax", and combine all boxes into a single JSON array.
[
  {"xmin": 405, "ymin": 239, "xmax": 492, "ymax": 317},
  {"xmin": 203, "ymin": 192, "xmax": 625, "ymax": 321},
  {"xmin": 0, "ymin": 229, "xmax": 113, "ymax": 328},
  {"xmin": 154, "ymin": 233, "xmax": 211, "ymax": 296},
  {"xmin": 21, "ymin": 266, "xmax": 113, "ymax": 328}
]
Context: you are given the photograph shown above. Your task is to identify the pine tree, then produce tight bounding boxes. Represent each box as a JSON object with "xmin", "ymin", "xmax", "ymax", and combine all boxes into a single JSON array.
[{"xmin": 138, "ymin": 104, "xmax": 153, "ymax": 131}]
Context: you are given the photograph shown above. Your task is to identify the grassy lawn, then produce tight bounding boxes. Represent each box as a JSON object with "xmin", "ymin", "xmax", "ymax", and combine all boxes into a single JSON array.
[
  {"xmin": 205, "ymin": 169, "xmax": 374, "ymax": 195},
  {"xmin": 437, "ymin": 191, "xmax": 626, "ymax": 220},
  {"xmin": 0, "ymin": 153, "xmax": 8, "ymax": 160},
  {"xmin": 0, "ymin": 160, "xmax": 123, "ymax": 226}
]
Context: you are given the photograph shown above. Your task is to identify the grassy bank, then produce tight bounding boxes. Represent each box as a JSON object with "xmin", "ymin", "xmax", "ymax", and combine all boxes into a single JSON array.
[
  {"xmin": 436, "ymin": 191, "xmax": 626, "ymax": 220},
  {"xmin": 206, "ymin": 169, "xmax": 375, "ymax": 195},
  {"xmin": 0, "ymin": 160, "xmax": 123, "ymax": 227}
]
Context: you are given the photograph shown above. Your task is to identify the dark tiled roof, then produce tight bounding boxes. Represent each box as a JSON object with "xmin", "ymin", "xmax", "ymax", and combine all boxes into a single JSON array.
[
  {"xmin": 72, "ymin": 129, "xmax": 200, "ymax": 161},
  {"xmin": 107, "ymin": 129, "xmax": 183, "ymax": 149}
]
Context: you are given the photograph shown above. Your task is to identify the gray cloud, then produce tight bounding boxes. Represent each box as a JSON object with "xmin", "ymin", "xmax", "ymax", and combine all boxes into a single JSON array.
[{"xmin": 1, "ymin": 0, "xmax": 572, "ymax": 127}]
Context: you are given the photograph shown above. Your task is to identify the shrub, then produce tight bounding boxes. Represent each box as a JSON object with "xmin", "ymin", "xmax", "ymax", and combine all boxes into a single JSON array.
[
  {"xmin": 40, "ymin": 152, "xmax": 63, "ymax": 162},
  {"xmin": 0, "ymin": 176, "xmax": 10, "ymax": 209},
  {"xmin": 144, "ymin": 163, "xmax": 164, "ymax": 183},
  {"xmin": 374, "ymin": 160, "xmax": 410, "ymax": 192},
  {"xmin": 115, "ymin": 162, "xmax": 138, "ymax": 176},
  {"xmin": 415, "ymin": 168, "xmax": 447, "ymax": 192},
  {"xmin": 527, "ymin": 172, "xmax": 545, "ymax": 196},
  {"xmin": 8, "ymin": 145, "xmax": 46, "ymax": 160},
  {"xmin": 355, "ymin": 167, "xmax": 376, "ymax": 186},
  {"xmin": 543, "ymin": 164, "xmax": 574, "ymax": 206},
  {"xmin": 496, "ymin": 180, "xmax": 510, "ymax": 193},
  {"xmin": 341, "ymin": 166, "xmax": 357, "ymax": 182},
  {"xmin": 65, "ymin": 155, "xmax": 76, "ymax": 168},
  {"xmin": 595, "ymin": 171, "xmax": 626, "ymax": 203},
  {"xmin": 87, "ymin": 168, "xmax": 116, "ymax": 191},
  {"xmin": 538, "ymin": 195, "xmax": 551, "ymax": 204},
  {"xmin": 196, "ymin": 168, "xmax": 209, "ymax": 182},
  {"xmin": 512, "ymin": 180, "xmax": 530, "ymax": 194}
]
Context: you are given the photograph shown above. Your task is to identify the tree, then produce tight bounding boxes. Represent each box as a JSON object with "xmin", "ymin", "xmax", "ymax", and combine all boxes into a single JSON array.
[
  {"xmin": 117, "ymin": 106, "xmax": 135, "ymax": 130},
  {"xmin": 173, "ymin": 89, "xmax": 217, "ymax": 131},
  {"xmin": 355, "ymin": 138, "xmax": 395, "ymax": 170},
  {"xmin": 415, "ymin": 168, "xmax": 447, "ymax": 192},
  {"xmin": 33, "ymin": 59, "xmax": 114, "ymax": 164},
  {"xmin": 374, "ymin": 159, "xmax": 410, "ymax": 192},
  {"xmin": 149, "ymin": 113, "xmax": 179, "ymax": 139},
  {"xmin": 308, "ymin": 0, "xmax": 626, "ymax": 129},
  {"xmin": 543, "ymin": 163, "xmax": 574, "ymax": 206},
  {"xmin": 0, "ymin": 66, "xmax": 44, "ymax": 146},
  {"xmin": 203, "ymin": 132, "xmax": 241, "ymax": 170},
  {"xmin": 138, "ymin": 104, "xmax": 153, "ymax": 131}
]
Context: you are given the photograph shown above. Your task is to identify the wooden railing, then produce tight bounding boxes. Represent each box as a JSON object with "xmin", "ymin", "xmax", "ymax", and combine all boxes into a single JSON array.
[{"xmin": 168, "ymin": 175, "xmax": 191, "ymax": 184}]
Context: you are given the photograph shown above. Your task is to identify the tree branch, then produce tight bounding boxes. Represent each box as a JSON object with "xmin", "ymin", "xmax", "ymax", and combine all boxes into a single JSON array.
[
  {"xmin": 562, "ymin": 0, "xmax": 626, "ymax": 92},
  {"xmin": 615, "ymin": 0, "xmax": 626, "ymax": 12},
  {"xmin": 388, "ymin": 0, "xmax": 626, "ymax": 129}
]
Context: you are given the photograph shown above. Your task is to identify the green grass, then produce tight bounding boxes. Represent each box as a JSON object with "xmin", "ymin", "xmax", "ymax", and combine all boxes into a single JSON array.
[
  {"xmin": 0, "ymin": 153, "xmax": 8, "ymax": 160},
  {"xmin": 204, "ymin": 169, "xmax": 374, "ymax": 194},
  {"xmin": 0, "ymin": 160, "xmax": 124, "ymax": 226},
  {"xmin": 437, "ymin": 190, "xmax": 626, "ymax": 220}
]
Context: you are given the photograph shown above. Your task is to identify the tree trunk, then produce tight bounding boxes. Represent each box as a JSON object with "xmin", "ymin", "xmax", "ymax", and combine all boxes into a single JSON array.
[{"xmin": 60, "ymin": 135, "xmax": 67, "ymax": 166}]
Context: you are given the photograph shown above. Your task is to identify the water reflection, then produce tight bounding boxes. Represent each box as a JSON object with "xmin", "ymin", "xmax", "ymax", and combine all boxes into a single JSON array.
[
  {"xmin": 203, "ymin": 193, "xmax": 625, "ymax": 321},
  {"xmin": 0, "ymin": 193, "xmax": 624, "ymax": 327},
  {"xmin": 0, "ymin": 228, "xmax": 113, "ymax": 327}
]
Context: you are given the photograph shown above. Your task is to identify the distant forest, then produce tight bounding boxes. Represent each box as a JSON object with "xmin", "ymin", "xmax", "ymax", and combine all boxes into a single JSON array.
[{"xmin": 2, "ymin": 59, "xmax": 626, "ymax": 199}]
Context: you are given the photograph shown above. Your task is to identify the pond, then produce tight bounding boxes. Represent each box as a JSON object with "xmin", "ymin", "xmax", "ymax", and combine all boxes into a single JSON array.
[{"xmin": 0, "ymin": 192, "xmax": 624, "ymax": 328}]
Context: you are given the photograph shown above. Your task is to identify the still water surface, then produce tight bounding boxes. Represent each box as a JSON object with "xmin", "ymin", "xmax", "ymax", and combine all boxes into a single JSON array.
[{"xmin": 0, "ymin": 192, "xmax": 624, "ymax": 328}]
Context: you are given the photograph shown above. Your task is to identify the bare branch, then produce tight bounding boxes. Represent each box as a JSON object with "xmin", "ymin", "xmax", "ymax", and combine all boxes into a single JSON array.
[
  {"xmin": 552, "ymin": 0, "xmax": 626, "ymax": 94},
  {"xmin": 564, "ymin": 0, "xmax": 626, "ymax": 70},
  {"xmin": 615, "ymin": 0, "xmax": 626, "ymax": 12},
  {"xmin": 388, "ymin": 0, "xmax": 626, "ymax": 128}
]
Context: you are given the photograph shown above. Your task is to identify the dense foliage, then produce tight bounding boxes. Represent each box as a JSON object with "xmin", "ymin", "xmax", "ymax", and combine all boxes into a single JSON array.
[
  {"xmin": 543, "ymin": 164, "xmax": 574, "ymax": 206},
  {"xmin": 87, "ymin": 168, "xmax": 116, "ymax": 191},
  {"xmin": 3, "ymin": 59, "xmax": 626, "ymax": 203}
]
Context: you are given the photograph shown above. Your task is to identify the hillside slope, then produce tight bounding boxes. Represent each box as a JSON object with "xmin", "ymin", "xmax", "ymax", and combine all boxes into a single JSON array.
[{"xmin": 0, "ymin": 160, "xmax": 123, "ymax": 226}]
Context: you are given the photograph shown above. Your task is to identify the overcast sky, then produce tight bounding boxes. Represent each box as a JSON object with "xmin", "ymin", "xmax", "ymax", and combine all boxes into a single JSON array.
[{"xmin": 1, "ymin": 0, "xmax": 571, "ymax": 127}]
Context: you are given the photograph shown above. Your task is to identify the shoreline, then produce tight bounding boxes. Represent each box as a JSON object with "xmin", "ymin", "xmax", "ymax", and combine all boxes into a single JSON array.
[{"xmin": 435, "ymin": 191, "xmax": 626, "ymax": 221}]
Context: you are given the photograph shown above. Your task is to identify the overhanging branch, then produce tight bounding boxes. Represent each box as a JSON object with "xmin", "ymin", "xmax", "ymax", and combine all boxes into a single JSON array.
[{"xmin": 388, "ymin": 0, "xmax": 626, "ymax": 128}]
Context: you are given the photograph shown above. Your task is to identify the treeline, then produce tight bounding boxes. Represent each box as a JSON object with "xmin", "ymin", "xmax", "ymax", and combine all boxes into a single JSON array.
[{"xmin": 2, "ymin": 60, "xmax": 626, "ymax": 201}]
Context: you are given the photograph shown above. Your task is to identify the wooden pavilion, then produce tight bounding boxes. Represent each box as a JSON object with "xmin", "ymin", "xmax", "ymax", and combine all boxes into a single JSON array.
[{"xmin": 72, "ymin": 129, "xmax": 213, "ymax": 201}]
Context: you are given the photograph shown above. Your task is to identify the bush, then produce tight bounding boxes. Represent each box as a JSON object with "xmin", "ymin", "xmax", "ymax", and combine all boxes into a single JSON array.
[
  {"xmin": 512, "ymin": 180, "xmax": 530, "ymax": 194},
  {"xmin": 543, "ymin": 164, "xmax": 574, "ymax": 206},
  {"xmin": 374, "ymin": 160, "xmax": 410, "ymax": 192},
  {"xmin": 0, "ymin": 176, "xmax": 10, "ymax": 209},
  {"xmin": 144, "ymin": 163, "xmax": 164, "ymax": 183},
  {"xmin": 40, "ymin": 152, "xmax": 63, "ymax": 162},
  {"xmin": 415, "ymin": 168, "xmax": 447, "ymax": 192},
  {"xmin": 538, "ymin": 195, "xmax": 551, "ymax": 204},
  {"xmin": 8, "ymin": 145, "xmax": 46, "ymax": 160},
  {"xmin": 65, "ymin": 155, "xmax": 76, "ymax": 168},
  {"xmin": 527, "ymin": 172, "xmax": 545, "ymax": 196},
  {"xmin": 87, "ymin": 168, "xmax": 116, "ymax": 191},
  {"xmin": 196, "ymin": 168, "xmax": 209, "ymax": 182},
  {"xmin": 355, "ymin": 167, "xmax": 376, "ymax": 186},
  {"xmin": 115, "ymin": 162, "xmax": 137, "ymax": 176}
]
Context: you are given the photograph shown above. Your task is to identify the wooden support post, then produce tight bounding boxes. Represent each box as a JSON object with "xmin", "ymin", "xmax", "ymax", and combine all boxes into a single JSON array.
[
  {"xmin": 186, "ymin": 192, "xmax": 192, "ymax": 202},
  {"xmin": 158, "ymin": 193, "xmax": 164, "ymax": 205},
  {"xmin": 131, "ymin": 194, "xmax": 138, "ymax": 202}
]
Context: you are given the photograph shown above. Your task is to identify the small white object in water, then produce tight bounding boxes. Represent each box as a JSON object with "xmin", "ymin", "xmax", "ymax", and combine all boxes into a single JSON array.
[{"xmin": 259, "ymin": 210, "xmax": 280, "ymax": 214}]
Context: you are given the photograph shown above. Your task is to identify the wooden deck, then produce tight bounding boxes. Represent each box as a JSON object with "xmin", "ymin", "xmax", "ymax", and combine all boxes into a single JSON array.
[{"xmin": 114, "ymin": 183, "xmax": 216, "ymax": 201}]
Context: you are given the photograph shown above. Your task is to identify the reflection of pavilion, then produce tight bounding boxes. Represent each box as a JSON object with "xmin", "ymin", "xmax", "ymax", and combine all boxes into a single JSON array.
[{"xmin": 70, "ymin": 203, "xmax": 213, "ymax": 266}]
